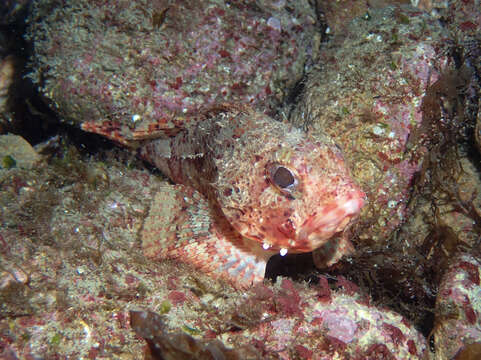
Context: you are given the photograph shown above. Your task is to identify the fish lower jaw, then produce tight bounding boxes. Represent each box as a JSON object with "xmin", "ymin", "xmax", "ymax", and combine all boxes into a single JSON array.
[
  {"xmin": 243, "ymin": 223, "xmax": 349, "ymax": 256},
  {"xmin": 295, "ymin": 191, "xmax": 365, "ymax": 249},
  {"xmin": 296, "ymin": 212, "xmax": 359, "ymax": 251}
]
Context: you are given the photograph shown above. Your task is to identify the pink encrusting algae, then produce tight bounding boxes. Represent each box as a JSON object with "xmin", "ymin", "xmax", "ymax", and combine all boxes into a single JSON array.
[
  {"xmin": 130, "ymin": 278, "xmax": 427, "ymax": 359},
  {"xmin": 434, "ymin": 253, "xmax": 481, "ymax": 359},
  {"xmin": 27, "ymin": 0, "xmax": 321, "ymax": 143}
]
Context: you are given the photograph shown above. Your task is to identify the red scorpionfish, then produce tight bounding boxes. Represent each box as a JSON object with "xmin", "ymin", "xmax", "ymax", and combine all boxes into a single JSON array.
[{"xmin": 83, "ymin": 105, "xmax": 365, "ymax": 288}]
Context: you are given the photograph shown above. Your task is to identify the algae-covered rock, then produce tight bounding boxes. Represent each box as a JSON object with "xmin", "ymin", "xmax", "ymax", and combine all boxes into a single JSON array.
[
  {"xmin": 288, "ymin": 5, "xmax": 451, "ymax": 263},
  {"xmin": 26, "ymin": 0, "xmax": 321, "ymax": 139},
  {"xmin": 434, "ymin": 253, "xmax": 481, "ymax": 360},
  {"xmin": 131, "ymin": 278, "xmax": 427, "ymax": 359},
  {"xmin": 0, "ymin": 134, "xmax": 41, "ymax": 169}
]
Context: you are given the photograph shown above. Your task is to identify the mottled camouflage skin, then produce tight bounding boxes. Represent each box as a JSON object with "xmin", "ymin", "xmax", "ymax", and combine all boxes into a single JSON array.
[
  {"xmin": 27, "ymin": 0, "xmax": 346, "ymax": 287},
  {"xmin": 28, "ymin": 0, "xmax": 452, "ymax": 285},
  {"xmin": 140, "ymin": 106, "xmax": 364, "ymax": 287},
  {"xmin": 142, "ymin": 182, "xmax": 270, "ymax": 288}
]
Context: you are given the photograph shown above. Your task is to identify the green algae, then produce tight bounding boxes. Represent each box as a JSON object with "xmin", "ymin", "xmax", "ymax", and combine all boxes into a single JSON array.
[
  {"xmin": 50, "ymin": 332, "xmax": 62, "ymax": 346},
  {"xmin": 2, "ymin": 155, "xmax": 16, "ymax": 169},
  {"xmin": 159, "ymin": 300, "xmax": 171, "ymax": 314},
  {"xmin": 182, "ymin": 324, "xmax": 201, "ymax": 335}
]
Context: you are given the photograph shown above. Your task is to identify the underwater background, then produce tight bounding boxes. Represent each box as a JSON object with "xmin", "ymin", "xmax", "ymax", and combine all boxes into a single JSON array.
[{"xmin": 1, "ymin": 0, "xmax": 481, "ymax": 358}]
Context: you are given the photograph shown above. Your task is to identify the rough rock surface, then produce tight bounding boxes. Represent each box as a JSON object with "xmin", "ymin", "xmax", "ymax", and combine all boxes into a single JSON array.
[
  {"xmin": 27, "ymin": 0, "xmax": 321, "ymax": 141},
  {"xmin": 288, "ymin": 5, "xmax": 450, "ymax": 258},
  {"xmin": 434, "ymin": 253, "xmax": 481, "ymax": 359},
  {"xmin": 132, "ymin": 278, "xmax": 427, "ymax": 359},
  {"xmin": 0, "ymin": 134, "xmax": 41, "ymax": 169}
]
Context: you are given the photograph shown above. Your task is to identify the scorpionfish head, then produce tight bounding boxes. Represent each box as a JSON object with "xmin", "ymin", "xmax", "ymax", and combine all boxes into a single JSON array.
[{"xmin": 215, "ymin": 127, "xmax": 365, "ymax": 256}]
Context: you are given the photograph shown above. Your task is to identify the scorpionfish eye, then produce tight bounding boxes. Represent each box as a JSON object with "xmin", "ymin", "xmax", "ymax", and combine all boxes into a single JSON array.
[{"xmin": 267, "ymin": 163, "xmax": 299, "ymax": 198}]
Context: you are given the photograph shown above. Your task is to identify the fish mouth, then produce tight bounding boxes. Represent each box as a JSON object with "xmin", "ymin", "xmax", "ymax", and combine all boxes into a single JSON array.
[
  {"xmin": 296, "ymin": 192, "xmax": 365, "ymax": 252},
  {"xmin": 237, "ymin": 190, "xmax": 365, "ymax": 255}
]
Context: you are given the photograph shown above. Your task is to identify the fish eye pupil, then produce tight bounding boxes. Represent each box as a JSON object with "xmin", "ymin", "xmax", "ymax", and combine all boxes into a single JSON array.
[{"xmin": 273, "ymin": 166, "xmax": 295, "ymax": 188}]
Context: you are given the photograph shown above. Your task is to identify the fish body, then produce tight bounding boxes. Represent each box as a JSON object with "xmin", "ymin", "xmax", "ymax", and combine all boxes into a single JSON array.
[
  {"xmin": 30, "ymin": 0, "xmax": 364, "ymax": 287},
  {"xmin": 133, "ymin": 106, "xmax": 364, "ymax": 287},
  {"xmin": 140, "ymin": 106, "xmax": 364, "ymax": 254}
]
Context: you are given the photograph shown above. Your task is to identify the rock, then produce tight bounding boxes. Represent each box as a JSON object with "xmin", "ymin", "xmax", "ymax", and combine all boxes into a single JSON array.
[
  {"xmin": 26, "ymin": 0, "xmax": 321, "ymax": 138},
  {"xmin": 434, "ymin": 253, "xmax": 481, "ymax": 360},
  {"xmin": 288, "ymin": 5, "xmax": 451, "ymax": 264},
  {"xmin": 318, "ymin": 0, "xmax": 396, "ymax": 34},
  {"xmin": 132, "ymin": 278, "xmax": 427, "ymax": 359},
  {"xmin": 0, "ymin": 134, "xmax": 41, "ymax": 169}
]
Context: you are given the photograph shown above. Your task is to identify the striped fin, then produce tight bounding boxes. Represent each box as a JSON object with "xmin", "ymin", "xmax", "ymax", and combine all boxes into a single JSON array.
[
  {"xmin": 80, "ymin": 119, "xmax": 181, "ymax": 147},
  {"xmin": 142, "ymin": 183, "xmax": 269, "ymax": 289}
]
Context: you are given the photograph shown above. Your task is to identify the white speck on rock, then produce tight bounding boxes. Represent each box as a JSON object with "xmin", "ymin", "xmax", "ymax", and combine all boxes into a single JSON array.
[{"xmin": 267, "ymin": 17, "xmax": 281, "ymax": 32}]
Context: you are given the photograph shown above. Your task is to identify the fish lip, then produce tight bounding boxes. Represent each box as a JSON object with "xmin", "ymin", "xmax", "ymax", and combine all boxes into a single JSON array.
[
  {"xmin": 240, "ymin": 190, "xmax": 365, "ymax": 254},
  {"xmin": 296, "ymin": 192, "xmax": 365, "ymax": 251}
]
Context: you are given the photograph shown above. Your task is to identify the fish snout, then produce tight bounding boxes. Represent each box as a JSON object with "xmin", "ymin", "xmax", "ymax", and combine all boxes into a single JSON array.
[{"xmin": 296, "ymin": 190, "xmax": 365, "ymax": 251}]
